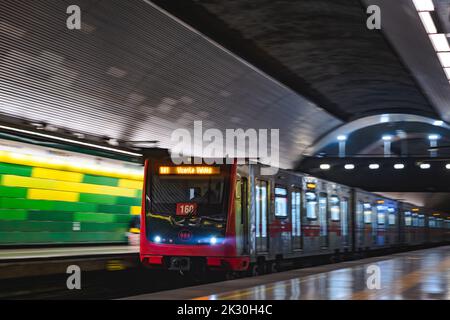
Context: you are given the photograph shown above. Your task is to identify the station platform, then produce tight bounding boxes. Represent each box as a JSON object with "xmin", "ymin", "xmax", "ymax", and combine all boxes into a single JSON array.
[
  {"xmin": 0, "ymin": 245, "xmax": 138, "ymax": 261},
  {"xmin": 0, "ymin": 245, "xmax": 139, "ymax": 280},
  {"xmin": 126, "ymin": 246, "xmax": 450, "ymax": 300}
]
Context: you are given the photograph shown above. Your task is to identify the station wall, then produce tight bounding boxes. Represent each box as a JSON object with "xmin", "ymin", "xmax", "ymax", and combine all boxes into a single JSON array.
[{"xmin": 0, "ymin": 148, "xmax": 143, "ymax": 245}]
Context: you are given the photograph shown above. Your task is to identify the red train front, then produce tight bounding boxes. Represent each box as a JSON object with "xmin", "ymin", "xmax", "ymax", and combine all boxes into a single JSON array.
[{"xmin": 140, "ymin": 155, "xmax": 249, "ymax": 273}]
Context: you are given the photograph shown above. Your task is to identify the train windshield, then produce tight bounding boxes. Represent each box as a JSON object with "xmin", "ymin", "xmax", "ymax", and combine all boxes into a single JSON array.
[
  {"xmin": 151, "ymin": 174, "xmax": 227, "ymax": 217},
  {"xmin": 146, "ymin": 163, "xmax": 230, "ymax": 245}
]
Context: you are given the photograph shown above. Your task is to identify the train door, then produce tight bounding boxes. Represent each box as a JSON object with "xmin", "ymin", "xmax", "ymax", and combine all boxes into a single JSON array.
[
  {"xmin": 255, "ymin": 179, "xmax": 269, "ymax": 253},
  {"xmin": 319, "ymin": 193, "xmax": 328, "ymax": 248},
  {"xmin": 291, "ymin": 188, "xmax": 302, "ymax": 250},
  {"xmin": 235, "ymin": 177, "xmax": 249, "ymax": 255}
]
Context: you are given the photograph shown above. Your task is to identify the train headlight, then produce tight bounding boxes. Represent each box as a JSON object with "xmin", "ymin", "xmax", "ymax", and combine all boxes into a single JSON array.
[
  {"xmin": 209, "ymin": 237, "xmax": 218, "ymax": 245},
  {"xmin": 154, "ymin": 235, "xmax": 162, "ymax": 243}
]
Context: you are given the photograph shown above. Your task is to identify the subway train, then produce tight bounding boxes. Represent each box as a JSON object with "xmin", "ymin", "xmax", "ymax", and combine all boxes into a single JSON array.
[{"xmin": 140, "ymin": 155, "xmax": 450, "ymax": 275}]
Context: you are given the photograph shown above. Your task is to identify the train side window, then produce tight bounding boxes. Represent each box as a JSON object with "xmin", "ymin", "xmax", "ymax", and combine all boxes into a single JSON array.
[
  {"xmin": 256, "ymin": 180, "xmax": 268, "ymax": 238},
  {"xmin": 305, "ymin": 191, "xmax": 317, "ymax": 219},
  {"xmin": 357, "ymin": 201, "xmax": 364, "ymax": 228},
  {"xmin": 388, "ymin": 208, "xmax": 396, "ymax": 225},
  {"xmin": 363, "ymin": 203, "xmax": 372, "ymax": 224},
  {"xmin": 274, "ymin": 186, "xmax": 288, "ymax": 218},
  {"xmin": 341, "ymin": 198, "xmax": 349, "ymax": 236},
  {"xmin": 376, "ymin": 204, "xmax": 386, "ymax": 225},
  {"xmin": 240, "ymin": 178, "xmax": 248, "ymax": 225},
  {"xmin": 418, "ymin": 214, "xmax": 425, "ymax": 227},
  {"xmin": 291, "ymin": 189, "xmax": 301, "ymax": 236},
  {"xmin": 429, "ymin": 217, "xmax": 435, "ymax": 228},
  {"xmin": 412, "ymin": 214, "xmax": 419, "ymax": 227},
  {"xmin": 330, "ymin": 195, "xmax": 340, "ymax": 221},
  {"xmin": 404, "ymin": 211, "xmax": 412, "ymax": 226}
]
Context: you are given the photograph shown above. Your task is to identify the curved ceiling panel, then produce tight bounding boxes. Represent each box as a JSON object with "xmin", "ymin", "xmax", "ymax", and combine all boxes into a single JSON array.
[
  {"xmin": 154, "ymin": 0, "xmax": 440, "ymax": 120},
  {"xmin": 0, "ymin": 0, "xmax": 342, "ymax": 169}
]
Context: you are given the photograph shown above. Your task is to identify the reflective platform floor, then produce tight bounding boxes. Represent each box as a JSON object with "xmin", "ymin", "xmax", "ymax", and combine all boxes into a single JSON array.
[
  {"xmin": 0, "ymin": 245, "xmax": 138, "ymax": 261},
  {"xmin": 127, "ymin": 246, "xmax": 450, "ymax": 300}
]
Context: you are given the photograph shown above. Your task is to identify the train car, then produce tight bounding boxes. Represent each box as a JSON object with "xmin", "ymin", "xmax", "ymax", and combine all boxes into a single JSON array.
[
  {"xmin": 353, "ymin": 190, "xmax": 400, "ymax": 252},
  {"xmin": 140, "ymin": 152, "xmax": 449, "ymax": 274},
  {"xmin": 140, "ymin": 154, "xmax": 356, "ymax": 274}
]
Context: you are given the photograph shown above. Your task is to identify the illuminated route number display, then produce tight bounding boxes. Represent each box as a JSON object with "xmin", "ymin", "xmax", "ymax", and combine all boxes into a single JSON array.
[
  {"xmin": 159, "ymin": 166, "xmax": 220, "ymax": 175},
  {"xmin": 176, "ymin": 203, "xmax": 198, "ymax": 216}
]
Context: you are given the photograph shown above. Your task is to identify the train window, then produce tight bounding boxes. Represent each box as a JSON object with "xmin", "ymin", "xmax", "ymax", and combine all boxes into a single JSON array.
[
  {"xmin": 305, "ymin": 191, "xmax": 317, "ymax": 219},
  {"xmin": 418, "ymin": 214, "xmax": 425, "ymax": 227},
  {"xmin": 376, "ymin": 204, "xmax": 386, "ymax": 225},
  {"xmin": 240, "ymin": 178, "xmax": 248, "ymax": 225},
  {"xmin": 318, "ymin": 194, "xmax": 328, "ymax": 236},
  {"xmin": 330, "ymin": 195, "xmax": 340, "ymax": 221},
  {"xmin": 404, "ymin": 211, "xmax": 412, "ymax": 226},
  {"xmin": 274, "ymin": 186, "xmax": 288, "ymax": 218},
  {"xmin": 363, "ymin": 203, "xmax": 372, "ymax": 224},
  {"xmin": 357, "ymin": 201, "xmax": 364, "ymax": 228},
  {"xmin": 291, "ymin": 190, "xmax": 301, "ymax": 236},
  {"xmin": 429, "ymin": 217, "xmax": 436, "ymax": 228},
  {"xmin": 412, "ymin": 214, "xmax": 419, "ymax": 227},
  {"xmin": 341, "ymin": 198, "xmax": 349, "ymax": 236},
  {"xmin": 256, "ymin": 180, "xmax": 268, "ymax": 238},
  {"xmin": 388, "ymin": 208, "xmax": 396, "ymax": 225}
]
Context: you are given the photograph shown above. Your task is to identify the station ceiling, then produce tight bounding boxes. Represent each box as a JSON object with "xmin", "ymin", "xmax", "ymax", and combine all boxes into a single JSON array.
[
  {"xmin": 0, "ymin": 0, "xmax": 449, "ymax": 168},
  {"xmin": 0, "ymin": 0, "xmax": 341, "ymax": 169},
  {"xmin": 154, "ymin": 0, "xmax": 440, "ymax": 121}
]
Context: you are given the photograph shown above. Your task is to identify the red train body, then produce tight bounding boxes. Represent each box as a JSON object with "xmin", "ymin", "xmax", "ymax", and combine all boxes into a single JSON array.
[{"xmin": 140, "ymin": 156, "xmax": 450, "ymax": 273}]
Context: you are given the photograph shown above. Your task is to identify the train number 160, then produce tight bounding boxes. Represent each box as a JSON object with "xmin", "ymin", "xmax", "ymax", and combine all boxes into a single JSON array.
[{"xmin": 176, "ymin": 203, "xmax": 198, "ymax": 216}]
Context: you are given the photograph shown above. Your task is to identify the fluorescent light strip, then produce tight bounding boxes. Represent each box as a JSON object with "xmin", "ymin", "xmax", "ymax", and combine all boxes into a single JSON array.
[
  {"xmin": 444, "ymin": 68, "xmax": 450, "ymax": 79},
  {"xmin": 0, "ymin": 125, "xmax": 142, "ymax": 157},
  {"xmin": 413, "ymin": 0, "xmax": 434, "ymax": 12},
  {"xmin": 419, "ymin": 12, "xmax": 437, "ymax": 33},
  {"xmin": 429, "ymin": 34, "xmax": 450, "ymax": 51},
  {"xmin": 437, "ymin": 52, "xmax": 450, "ymax": 67},
  {"xmin": 369, "ymin": 164, "xmax": 380, "ymax": 170}
]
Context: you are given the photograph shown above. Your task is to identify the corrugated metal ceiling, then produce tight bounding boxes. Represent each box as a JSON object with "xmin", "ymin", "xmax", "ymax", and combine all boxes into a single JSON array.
[{"xmin": 0, "ymin": 0, "xmax": 342, "ymax": 168}]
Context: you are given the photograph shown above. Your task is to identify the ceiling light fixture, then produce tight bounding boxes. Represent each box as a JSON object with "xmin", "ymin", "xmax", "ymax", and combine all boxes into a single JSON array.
[{"xmin": 0, "ymin": 124, "xmax": 141, "ymax": 157}]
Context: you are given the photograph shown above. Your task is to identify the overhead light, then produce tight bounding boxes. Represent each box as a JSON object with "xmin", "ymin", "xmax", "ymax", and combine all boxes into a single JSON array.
[
  {"xmin": 337, "ymin": 135, "xmax": 347, "ymax": 141},
  {"xmin": 437, "ymin": 52, "xmax": 450, "ymax": 67},
  {"xmin": 369, "ymin": 164, "xmax": 380, "ymax": 170},
  {"xmin": 413, "ymin": 0, "xmax": 434, "ymax": 12},
  {"xmin": 344, "ymin": 164, "xmax": 355, "ymax": 170},
  {"xmin": 428, "ymin": 134, "xmax": 440, "ymax": 140},
  {"xmin": 444, "ymin": 67, "xmax": 450, "ymax": 79},
  {"xmin": 320, "ymin": 164, "xmax": 331, "ymax": 170},
  {"xmin": 380, "ymin": 114, "xmax": 390, "ymax": 123},
  {"xmin": 394, "ymin": 164, "xmax": 405, "ymax": 169},
  {"xmin": 446, "ymin": 164, "xmax": 450, "ymax": 169},
  {"xmin": 0, "ymin": 124, "xmax": 141, "ymax": 157},
  {"xmin": 433, "ymin": 120, "xmax": 444, "ymax": 126},
  {"xmin": 209, "ymin": 237, "xmax": 218, "ymax": 245},
  {"xmin": 419, "ymin": 12, "xmax": 437, "ymax": 33},
  {"xmin": 420, "ymin": 163, "xmax": 431, "ymax": 169},
  {"xmin": 382, "ymin": 135, "xmax": 392, "ymax": 141},
  {"xmin": 430, "ymin": 34, "xmax": 450, "ymax": 52}
]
